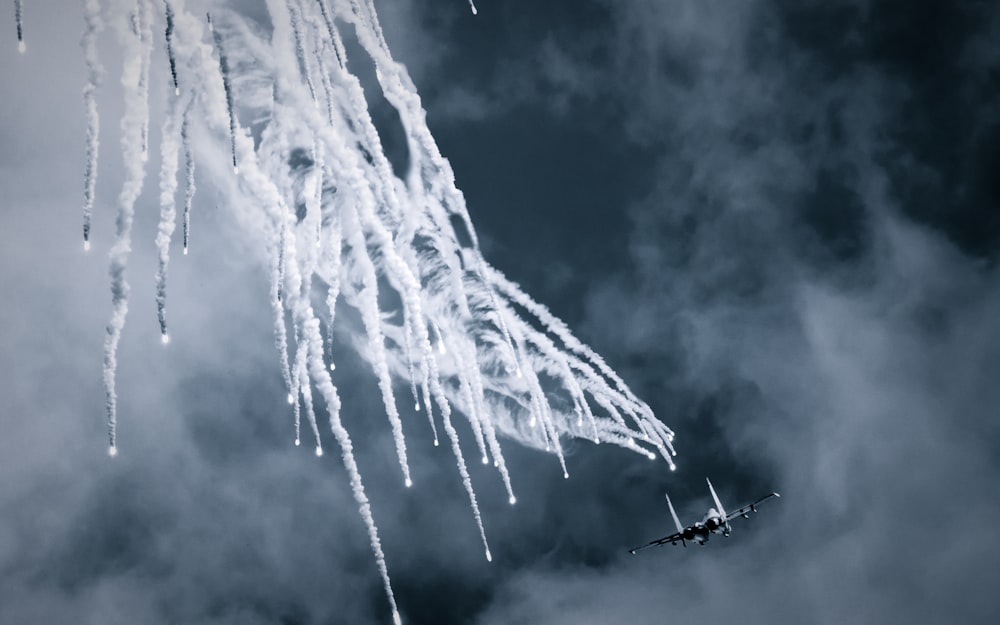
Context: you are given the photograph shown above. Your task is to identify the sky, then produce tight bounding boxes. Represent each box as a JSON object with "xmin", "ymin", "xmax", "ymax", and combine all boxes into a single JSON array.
[{"xmin": 2, "ymin": 1, "xmax": 1000, "ymax": 624}]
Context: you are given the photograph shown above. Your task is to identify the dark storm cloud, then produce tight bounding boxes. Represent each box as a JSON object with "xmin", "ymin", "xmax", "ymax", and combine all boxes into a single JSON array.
[{"xmin": 423, "ymin": 1, "xmax": 1000, "ymax": 623}]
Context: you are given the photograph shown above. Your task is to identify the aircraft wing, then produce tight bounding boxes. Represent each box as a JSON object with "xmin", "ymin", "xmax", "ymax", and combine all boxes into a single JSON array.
[
  {"xmin": 724, "ymin": 492, "xmax": 781, "ymax": 523},
  {"xmin": 628, "ymin": 531, "xmax": 684, "ymax": 555}
]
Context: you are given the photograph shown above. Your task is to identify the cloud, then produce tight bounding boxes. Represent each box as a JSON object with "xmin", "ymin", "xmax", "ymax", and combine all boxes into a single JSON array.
[{"xmin": 467, "ymin": 1, "xmax": 1000, "ymax": 623}]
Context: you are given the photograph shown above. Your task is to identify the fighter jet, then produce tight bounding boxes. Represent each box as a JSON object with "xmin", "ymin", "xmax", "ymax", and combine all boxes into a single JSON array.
[{"xmin": 628, "ymin": 478, "xmax": 780, "ymax": 554}]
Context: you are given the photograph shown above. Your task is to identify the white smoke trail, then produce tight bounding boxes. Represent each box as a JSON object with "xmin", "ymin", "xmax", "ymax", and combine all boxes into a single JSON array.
[
  {"xmin": 342, "ymin": 201, "xmax": 412, "ymax": 487},
  {"xmin": 286, "ymin": 1, "xmax": 317, "ymax": 105},
  {"xmin": 81, "ymin": 0, "xmax": 103, "ymax": 251},
  {"xmin": 130, "ymin": 0, "xmax": 153, "ymax": 164},
  {"xmin": 18, "ymin": 0, "xmax": 679, "ymax": 618},
  {"xmin": 299, "ymin": 345, "xmax": 322, "ymax": 453},
  {"xmin": 401, "ymin": 316, "xmax": 422, "ymax": 412},
  {"xmin": 291, "ymin": 324, "xmax": 303, "ymax": 443},
  {"xmin": 154, "ymin": 87, "xmax": 183, "ymax": 342},
  {"xmin": 456, "ymin": 335, "xmax": 516, "ymax": 503},
  {"xmin": 271, "ymin": 225, "xmax": 295, "ymax": 405},
  {"xmin": 488, "ymin": 265, "xmax": 655, "ymax": 420},
  {"xmin": 221, "ymin": 79, "xmax": 400, "ymax": 616},
  {"xmin": 180, "ymin": 99, "xmax": 194, "ymax": 254},
  {"xmin": 14, "ymin": 0, "xmax": 24, "ymax": 52},
  {"xmin": 163, "ymin": 0, "xmax": 179, "ymax": 95},
  {"xmin": 303, "ymin": 311, "xmax": 401, "ymax": 625},
  {"xmin": 446, "ymin": 335, "xmax": 491, "ymax": 465},
  {"xmin": 208, "ymin": 12, "xmax": 239, "ymax": 174},
  {"xmin": 468, "ymin": 1, "xmax": 478, "ymax": 16},
  {"xmin": 103, "ymin": 4, "xmax": 153, "ymax": 456},
  {"xmin": 324, "ymin": 211, "xmax": 342, "ymax": 362},
  {"xmin": 424, "ymin": 334, "xmax": 493, "ymax": 561}
]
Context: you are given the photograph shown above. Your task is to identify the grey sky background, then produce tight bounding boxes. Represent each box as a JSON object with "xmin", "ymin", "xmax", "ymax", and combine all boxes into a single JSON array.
[{"xmin": 2, "ymin": 1, "xmax": 999, "ymax": 624}]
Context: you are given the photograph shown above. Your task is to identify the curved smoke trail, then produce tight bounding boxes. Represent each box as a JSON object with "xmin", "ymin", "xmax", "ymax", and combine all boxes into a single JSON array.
[{"xmin": 16, "ymin": 0, "xmax": 677, "ymax": 619}]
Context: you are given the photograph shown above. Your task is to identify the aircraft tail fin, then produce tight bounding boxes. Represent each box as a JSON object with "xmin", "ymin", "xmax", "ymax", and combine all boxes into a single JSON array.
[
  {"xmin": 665, "ymin": 492, "xmax": 684, "ymax": 534},
  {"xmin": 707, "ymin": 477, "xmax": 729, "ymax": 531}
]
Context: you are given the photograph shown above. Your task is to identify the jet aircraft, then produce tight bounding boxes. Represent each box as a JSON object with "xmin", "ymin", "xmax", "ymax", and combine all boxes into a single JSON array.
[{"xmin": 629, "ymin": 478, "xmax": 780, "ymax": 554}]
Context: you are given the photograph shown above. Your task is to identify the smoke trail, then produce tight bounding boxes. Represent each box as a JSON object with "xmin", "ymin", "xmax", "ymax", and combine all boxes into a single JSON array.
[
  {"xmin": 447, "ymin": 336, "xmax": 491, "ymax": 465},
  {"xmin": 455, "ymin": 336, "xmax": 517, "ymax": 502},
  {"xmin": 135, "ymin": 0, "xmax": 153, "ymax": 164},
  {"xmin": 81, "ymin": 0, "xmax": 103, "ymax": 251},
  {"xmin": 324, "ymin": 212, "xmax": 342, "ymax": 363},
  {"xmin": 180, "ymin": 99, "xmax": 194, "ymax": 254},
  {"xmin": 467, "ymin": 0, "xmax": 478, "ymax": 16},
  {"xmin": 303, "ymin": 311, "xmax": 400, "ymax": 625},
  {"xmin": 402, "ymin": 316, "xmax": 422, "ymax": 410},
  {"xmin": 349, "ymin": 0, "xmax": 524, "ymax": 380},
  {"xmin": 314, "ymin": 0, "xmax": 346, "ymax": 71},
  {"xmin": 259, "ymin": 124, "xmax": 399, "ymax": 621},
  {"xmin": 299, "ymin": 348, "xmax": 322, "ymax": 453},
  {"xmin": 155, "ymin": 88, "xmax": 183, "ymax": 342},
  {"xmin": 286, "ymin": 1, "xmax": 317, "ymax": 105},
  {"xmin": 292, "ymin": 339, "xmax": 302, "ymax": 444},
  {"xmin": 58, "ymin": 0, "xmax": 676, "ymax": 618},
  {"xmin": 163, "ymin": 0, "xmax": 179, "ymax": 95},
  {"xmin": 489, "ymin": 266, "xmax": 655, "ymax": 420},
  {"xmin": 14, "ymin": 0, "xmax": 24, "ymax": 52},
  {"xmin": 209, "ymin": 13, "xmax": 239, "ymax": 174},
  {"xmin": 271, "ymin": 228, "xmax": 294, "ymax": 406},
  {"xmin": 426, "ymin": 340, "xmax": 493, "ymax": 561},
  {"xmin": 343, "ymin": 203, "xmax": 412, "ymax": 487},
  {"xmin": 104, "ymin": 6, "xmax": 153, "ymax": 455}
]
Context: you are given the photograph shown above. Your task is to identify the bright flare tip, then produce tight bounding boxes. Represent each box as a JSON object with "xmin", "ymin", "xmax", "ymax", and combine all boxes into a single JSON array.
[
  {"xmin": 328, "ymin": 362, "xmax": 335, "ymax": 371},
  {"xmin": 481, "ymin": 456, "xmax": 489, "ymax": 465},
  {"xmin": 174, "ymin": 87, "xmax": 180, "ymax": 96},
  {"xmin": 405, "ymin": 478, "xmax": 412, "ymax": 488},
  {"xmin": 314, "ymin": 446, "xmax": 323, "ymax": 457},
  {"xmin": 18, "ymin": 41, "xmax": 26, "ymax": 54},
  {"xmin": 83, "ymin": 240, "xmax": 91, "ymax": 252},
  {"xmin": 508, "ymin": 496, "xmax": 516, "ymax": 505},
  {"xmin": 161, "ymin": 333, "xmax": 170, "ymax": 345},
  {"xmin": 233, "ymin": 166, "xmax": 239, "ymax": 175},
  {"xmin": 669, "ymin": 463, "xmax": 677, "ymax": 471},
  {"xmin": 433, "ymin": 439, "xmax": 440, "ymax": 447},
  {"xmin": 107, "ymin": 445, "xmax": 118, "ymax": 458},
  {"xmin": 392, "ymin": 611, "xmax": 402, "ymax": 625},
  {"xmin": 414, "ymin": 402, "xmax": 421, "ymax": 412},
  {"xmin": 563, "ymin": 472, "xmax": 569, "ymax": 480},
  {"xmin": 182, "ymin": 247, "xmax": 188, "ymax": 255},
  {"xmin": 485, "ymin": 550, "xmax": 492, "ymax": 562},
  {"xmin": 286, "ymin": 393, "xmax": 294, "ymax": 404},
  {"xmin": 294, "ymin": 438, "xmax": 301, "ymax": 446}
]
